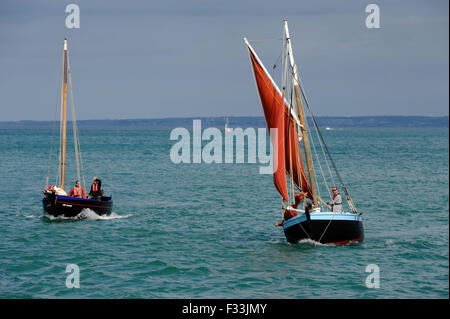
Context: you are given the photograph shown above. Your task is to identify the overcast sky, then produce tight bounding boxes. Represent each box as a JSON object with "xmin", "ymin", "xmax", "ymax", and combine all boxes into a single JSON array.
[{"xmin": 0, "ymin": 0, "xmax": 448, "ymax": 121}]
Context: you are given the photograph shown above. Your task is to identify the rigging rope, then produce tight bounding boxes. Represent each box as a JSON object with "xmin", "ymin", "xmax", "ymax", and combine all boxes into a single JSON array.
[
  {"xmin": 297, "ymin": 77, "xmax": 358, "ymax": 213},
  {"xmin": 247, "ymin": 38, "xmax": 283, "ymax": 43},
  {"xmin": 46, "ymin": 53, "xmax": 62, "ymax": 189},
  {"xmin": 67, "ymin": 53, "xmax": 86, "ymax": 192}
]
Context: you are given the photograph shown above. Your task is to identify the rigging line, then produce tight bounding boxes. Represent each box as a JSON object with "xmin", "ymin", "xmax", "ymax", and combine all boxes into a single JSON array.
[
  {"xmin": 318, "ymin": 213, "xmax": 336, "ymax": 243},
  {"xmin": 315, "ymin": 125, "xmax": 336, "ymax": 193},
  {"xmin": 282, "ymin": 37, "xmax": 294, "ymax": 204},
  {"xmin": 285, "ymin": 67, "xmax": 307, "ymax": 208},
  {"xmin": 298, "ymin": 77, "xmax": 357, "ymax": 212},
  {"xmin": 46, "ymin": 52, "xmax": 62, "ymax": 189},
  {"xmin": 297, "ymin": 220, "xmax": 312, "ymax": 241},
  {"xmin": 57, "ymin": 100, "xmax": 62, "ymax": 187},
  {"xmin": 307, "ymin": 128, "xmax": 323, "ymax": 198},
  {"xmin": 286, "ymin": 65, "xmax": 306, "ymax": 207},
  {"xmin": 307, "ymin": 119, "xmax": 332, "ymax": 203},
  {"xmin": 57, "ymin": 43, "xmax": 65, "ymax": 188},
  {"xmin": 288, "ymin": 61, "xmax": 331, "ymax": 209},
  {"xmin": 247, "ymin": 37, "xmax": 283, "ymax": 43},
  {"xmin": 287, "ymin": 53, "xmax": 297, "ymax": 204},
  {"xmin": 295, "ymin": 79, "xmax": 334, "ymax": 195},
  {"xmin": 68, "ymin": 61, "xmax": 86, "ymax": 192},
  {"xmin": 305, "ymin": 124, "xmax": 324, "ymax": 208},
  {"xmin": 69, "ymin": 68, "xmax": 81, "ymax": 188},
  {"xmin": 290, "ymin": 80, "xmax": 304, "ymax": 200},
  {"xmin": 272, "ymin": 45, "xmax": 284, "ymax": 70},
  {"xmin": 304, "ymin": 98, "xmax": 336, "ymax": 193}
]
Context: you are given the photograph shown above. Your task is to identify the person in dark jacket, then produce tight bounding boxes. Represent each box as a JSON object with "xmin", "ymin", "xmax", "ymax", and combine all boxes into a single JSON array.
[{"xmin": 88, "ymin": 177, "xmax": 102, "ymax": 198}]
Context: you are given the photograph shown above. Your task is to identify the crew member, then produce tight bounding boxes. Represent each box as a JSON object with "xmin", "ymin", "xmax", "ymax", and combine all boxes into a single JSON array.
[
  {"xmin": 326, "ymin": 186, "xmax": 343, "ymax": 212},
  {"xmin": 67, "ymin": 180, "xmax": 86, "ymax": 198},
  {"xmin": 88, "ymin": 177, "xmax": 102, "ymax": 198}
]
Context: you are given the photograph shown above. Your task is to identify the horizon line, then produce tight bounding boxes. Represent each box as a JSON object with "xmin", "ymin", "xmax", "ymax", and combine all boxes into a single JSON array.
[{"xmin": 1, "ymin": 115, "xmax": 449, "ymax": 123}]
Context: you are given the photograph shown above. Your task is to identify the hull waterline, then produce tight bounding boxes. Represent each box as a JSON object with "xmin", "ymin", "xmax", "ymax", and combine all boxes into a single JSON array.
[
  {"xmin": 282, "ymin": 212, "xmax": 364, "ymax": 245},
  {"xmin": 42, "ymin": 192, "xmax": 113, "ymax": 218}
]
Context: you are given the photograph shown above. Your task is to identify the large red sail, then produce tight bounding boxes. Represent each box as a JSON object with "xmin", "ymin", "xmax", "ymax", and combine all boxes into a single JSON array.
[{"xmin": 247, "ymin": 48, "xmax": 289, "ymax": 202}]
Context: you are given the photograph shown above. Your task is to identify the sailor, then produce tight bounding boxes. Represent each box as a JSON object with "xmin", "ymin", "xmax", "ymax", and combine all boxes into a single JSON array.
[
  {"xmin": 67, "ymin": 180, "xmax": 86, "ymax": 198},
  {"xmin": 88, "ymin": 177, "xmax": 102, "ymax": 198},
  {"xmin": 276, "ymin": 192, "xmax": 308, "ymax": 227},
  {"xmin": 327, "ymin": 186, "xmax": 343, "ymax": 212}
]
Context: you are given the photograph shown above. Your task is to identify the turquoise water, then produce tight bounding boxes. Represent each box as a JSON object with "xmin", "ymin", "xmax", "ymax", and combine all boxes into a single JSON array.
[{"xmin": 0, "ymin": 126, "xmax": 448, "ymax": 298}]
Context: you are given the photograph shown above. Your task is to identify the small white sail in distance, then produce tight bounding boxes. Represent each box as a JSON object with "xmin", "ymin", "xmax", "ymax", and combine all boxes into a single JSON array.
[{"xmin": 225, "ymin": 117, "xmax": 232, "ymax": 133}]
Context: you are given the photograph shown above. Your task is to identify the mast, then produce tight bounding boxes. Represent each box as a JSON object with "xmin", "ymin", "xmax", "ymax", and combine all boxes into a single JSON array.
[
  {"xmin": 283, "ymin": 21, "xmax": 319, "ymax": 208},
  {"xmin": 60, "ymin": 38, "xmax": 68, "ymax": 190}
]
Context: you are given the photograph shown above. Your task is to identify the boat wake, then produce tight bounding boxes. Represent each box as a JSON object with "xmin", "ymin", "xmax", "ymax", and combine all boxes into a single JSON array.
[
  {"xmin": 296, "ymin": 238, "xmax": 328, "ymax": 247},
  {"xmin": 296, "ymin": 239, "xmax": 361, "ymax": 247},
  {"xmin": 43, "ymin": 208, "xmax": 131, "ymax": 221}
]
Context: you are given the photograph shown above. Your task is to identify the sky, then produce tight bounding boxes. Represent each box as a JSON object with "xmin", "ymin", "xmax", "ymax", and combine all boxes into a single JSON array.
[{"xmin": 0, "ymin": 0, "xmax": 448, "ymax": 121}]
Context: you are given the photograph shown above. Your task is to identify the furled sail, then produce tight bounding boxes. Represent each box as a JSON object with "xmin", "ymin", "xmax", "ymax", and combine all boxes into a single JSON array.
[{"xmin": 246, "ymin": 43, "xmax": 289, "ymax": 202}]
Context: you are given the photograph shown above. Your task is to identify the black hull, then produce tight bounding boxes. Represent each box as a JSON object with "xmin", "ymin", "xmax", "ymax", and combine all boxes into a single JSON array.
[
  {"xmin": 282, "ymin": 212, "xmax": 364, "ymax": 245},
  {"xmin": 42, "ymin": 192, "xmax": 113, "ymax": 218}
]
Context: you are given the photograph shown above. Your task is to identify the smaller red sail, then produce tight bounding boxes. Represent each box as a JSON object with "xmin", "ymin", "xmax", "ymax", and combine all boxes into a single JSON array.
[
  {"xmin": 284, "ymin": 110, "xmax": 311, "ymax": 198},
  {"xmin": 248, "ymin": 47, "xmax": 289, "ymax": 202}
]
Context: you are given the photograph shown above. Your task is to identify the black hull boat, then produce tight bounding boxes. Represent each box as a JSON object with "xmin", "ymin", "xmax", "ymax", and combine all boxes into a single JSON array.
[
  {"xmin": 282, "ymin": 212, "xmax": 364, "ymax": 245},
  {"xmin": 41, "ymin": 39, "xmax": 113, "ymax": 217},
  {"xmin": 244, "ymin": 21, "xmax": 365, "ymax": 245},
  {"xmin": 43, "ymin": 191, "xmax": 113, "ymax": 218}
]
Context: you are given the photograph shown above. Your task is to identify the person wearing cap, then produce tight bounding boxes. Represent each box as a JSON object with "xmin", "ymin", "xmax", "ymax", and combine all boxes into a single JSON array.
[
  {"xmin": 88, "ymin": 177, "xmax": 102, "ymax": 199},
  {"xmin": 276, "ymin": 192, "xmax": 308, "ymax": 227},
  {"xmin": 326, "ymin": 186, "xmax": 343, "ymax": 212}
]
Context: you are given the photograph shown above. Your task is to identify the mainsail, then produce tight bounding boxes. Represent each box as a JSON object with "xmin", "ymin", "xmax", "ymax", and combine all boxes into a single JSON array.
[
  {"xmin": 245, "ymin": 39, "xmax": 310, "ymax": 202},
  {"xmin": 247, "ymin": 46, "xmax": 288, "ymax": 201}
]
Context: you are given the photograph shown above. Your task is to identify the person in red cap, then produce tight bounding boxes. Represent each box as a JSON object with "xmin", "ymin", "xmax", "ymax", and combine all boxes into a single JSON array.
[{"xmin": 276, "ymin": 192, "xmax": 308, "ymax": 227}]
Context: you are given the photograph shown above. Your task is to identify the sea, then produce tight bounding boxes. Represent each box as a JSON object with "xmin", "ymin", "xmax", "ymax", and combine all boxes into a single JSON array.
[{"xmin": 0, "ymin": 118, "xmax": 448, "ymax": 299}]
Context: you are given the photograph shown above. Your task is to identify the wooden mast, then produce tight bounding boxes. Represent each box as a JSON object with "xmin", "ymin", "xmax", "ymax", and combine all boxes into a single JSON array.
[
  {"xmin": 284, "ymin": 21, "xmax": 319, "ymax": 208},
  {"xmin": 61, "ymin": 38, "xmax": 68, "ymax": 190}
]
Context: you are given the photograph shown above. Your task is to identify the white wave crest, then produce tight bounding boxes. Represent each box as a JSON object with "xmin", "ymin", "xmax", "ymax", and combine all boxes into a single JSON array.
[
  {"xmin": 44, "ymin": 209, "xmax": 131, "ymax": 221},
  {"xmin": 77, "ymin": 209, "xmax": 131, "ymax": 220},
  {"xmin": 297, "ymin": 238, "xmax": 328, "ymax": 247}
]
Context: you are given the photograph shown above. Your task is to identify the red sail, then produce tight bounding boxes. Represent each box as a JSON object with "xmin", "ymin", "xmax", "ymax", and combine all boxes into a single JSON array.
[
  {"xmin": 248, "ymin": 48, "xmax": 289, "ymax": 202},
  {"xmin": 284, "ymin": 110, "xmax": 311, "ymax": 197}
]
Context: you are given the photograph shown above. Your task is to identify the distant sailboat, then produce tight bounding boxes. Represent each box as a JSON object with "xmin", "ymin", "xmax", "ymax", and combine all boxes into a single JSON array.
[
  {"xmin": 42, "ymin": 39, "xmax": 113, "ymax": 217},
  {"xmin": 225, "ymin": 117, "xmax": 232, "ymax": 133},
  {"xmin": 244, "ymin": 21, "xmax": 363, "ymax": 244}
]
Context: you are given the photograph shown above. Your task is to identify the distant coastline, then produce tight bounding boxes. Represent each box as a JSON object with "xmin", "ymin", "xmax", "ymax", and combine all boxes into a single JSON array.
[{"xmin": 0, "ymin": 116, "xmax": 448, "ymax": 128}]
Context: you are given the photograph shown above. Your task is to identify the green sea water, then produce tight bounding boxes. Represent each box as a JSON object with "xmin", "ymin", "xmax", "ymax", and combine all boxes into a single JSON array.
[{"xmin": 0, "ymin": 126, "xmax": 448, "ymax": 298}]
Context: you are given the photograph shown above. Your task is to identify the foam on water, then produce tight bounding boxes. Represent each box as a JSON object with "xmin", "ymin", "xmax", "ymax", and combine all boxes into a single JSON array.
[
  {"xmin": 297, "ymin": 238, "xmax": 329, "ymax": 247},
  {"xmin": 43, "ymin": 208, "xmax": 131, "ymax": 221}
]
